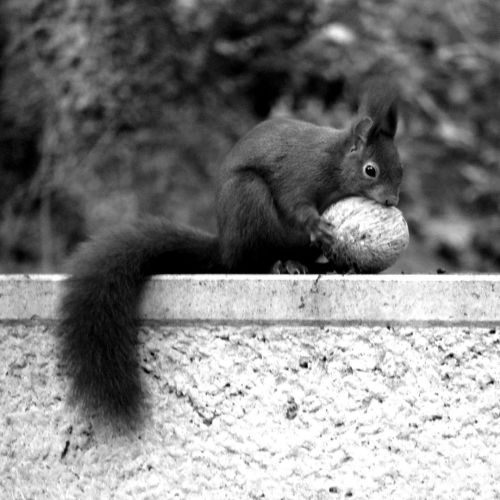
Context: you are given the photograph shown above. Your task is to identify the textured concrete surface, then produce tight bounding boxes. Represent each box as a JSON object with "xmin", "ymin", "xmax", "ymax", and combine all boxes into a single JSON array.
[
  {"xmin": 0, "ymin": 274, "xmax": 499, "ymax": 324},
  {"xmin": 2, "ymin": 321, "xmax": 500, "ymax": 499}
]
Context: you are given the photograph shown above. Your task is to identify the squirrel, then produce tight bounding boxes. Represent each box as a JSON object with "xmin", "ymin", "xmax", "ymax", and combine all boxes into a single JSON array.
[{"xmin": 57, "ymin": 81, "xmax": 402, "ymax": 431}]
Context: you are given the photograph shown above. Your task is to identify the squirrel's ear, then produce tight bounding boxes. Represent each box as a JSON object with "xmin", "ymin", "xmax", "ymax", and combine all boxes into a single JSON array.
[
  {"xmin": 358, "ymin": 78, "xmax": 399, "ymax": 139},
  {"xmin": 350, "ymin": 117, "xmax": 373, "ymax": 152},
  {"xmin": 379, "ymin": 100, "xmax": 398, "ymax": 138}
]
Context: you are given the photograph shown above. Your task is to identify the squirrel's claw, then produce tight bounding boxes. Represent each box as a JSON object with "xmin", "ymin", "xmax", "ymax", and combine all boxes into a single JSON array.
[
  {"xmin": 271, "ymin": 260, "xmax": 309, "ymax": 274},
  {"xmin": 310, "ymin": 219, "xmax": 337, "ymax": 248}
]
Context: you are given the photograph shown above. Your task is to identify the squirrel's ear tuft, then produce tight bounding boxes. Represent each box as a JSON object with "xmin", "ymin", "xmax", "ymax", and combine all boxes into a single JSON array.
[
  {"xmin": 350, "ymin": 116, "xmax": 373, "ymax": 152},
  {"xmin": 358, "ymin": 78, "xmax": 399, "ymax": 139},
  {"xmin": 379, "ymin": 100, "xmax": 398, "ymax": 138}
]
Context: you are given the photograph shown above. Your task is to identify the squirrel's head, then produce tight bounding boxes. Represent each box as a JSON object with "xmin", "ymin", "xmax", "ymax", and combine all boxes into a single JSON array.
[{"xmin": 340, "ymin": 83, "xmax": 403, "ymax": 207}]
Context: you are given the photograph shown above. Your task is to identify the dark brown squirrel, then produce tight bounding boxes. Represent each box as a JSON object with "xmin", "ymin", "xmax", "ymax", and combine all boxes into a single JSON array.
[{"xmin": 57, "ymin": 80, "xmax": 402, "ymax": 430}]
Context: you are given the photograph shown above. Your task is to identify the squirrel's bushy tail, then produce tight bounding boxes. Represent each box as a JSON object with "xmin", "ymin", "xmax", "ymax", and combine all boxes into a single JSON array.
[{"xmin": 57, "ymin": 218, "xmax": 221, "ymax": 429}]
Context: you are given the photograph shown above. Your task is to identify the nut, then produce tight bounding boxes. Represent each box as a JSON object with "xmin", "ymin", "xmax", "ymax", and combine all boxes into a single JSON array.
[{"xmin": 321, "ymin": 196, "xmax": 409, "ymax": 273}]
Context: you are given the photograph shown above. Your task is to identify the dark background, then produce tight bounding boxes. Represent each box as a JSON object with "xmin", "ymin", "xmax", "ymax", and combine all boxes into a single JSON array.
[{"xmin": 1, "ymin": 0, "xmax": 499, "ymax": 273}]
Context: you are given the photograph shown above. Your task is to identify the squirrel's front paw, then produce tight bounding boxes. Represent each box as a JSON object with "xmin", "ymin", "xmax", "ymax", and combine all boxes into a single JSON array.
[{"xmin": 309, "ymin": 219, "xmax": 337, "ymax": 248}]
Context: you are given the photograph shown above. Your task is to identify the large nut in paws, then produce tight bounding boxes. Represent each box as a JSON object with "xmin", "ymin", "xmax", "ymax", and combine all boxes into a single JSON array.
[{"xmin": 321, "ymin": 196, "xmax": 409, "ymax": 273}]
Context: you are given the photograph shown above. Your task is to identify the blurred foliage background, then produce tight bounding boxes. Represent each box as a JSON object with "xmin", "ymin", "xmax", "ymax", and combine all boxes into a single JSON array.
[{"xmin": 0, "ymin": 0, "xmax": 499, "ymax": 273}]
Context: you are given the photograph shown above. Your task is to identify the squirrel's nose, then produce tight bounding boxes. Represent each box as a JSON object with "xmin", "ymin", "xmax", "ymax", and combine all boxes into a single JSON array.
[{"xmin": 384, "ymin": 195, "xmax": 399, "ymax": 207}]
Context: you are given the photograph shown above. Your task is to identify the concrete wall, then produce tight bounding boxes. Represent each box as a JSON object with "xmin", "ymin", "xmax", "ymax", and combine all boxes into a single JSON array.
[{"xmin": 1, "ymin": 275, "xmax": 500, "ymax": 499}]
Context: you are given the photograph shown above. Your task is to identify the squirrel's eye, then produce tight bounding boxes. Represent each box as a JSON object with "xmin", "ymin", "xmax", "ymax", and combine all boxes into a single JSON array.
[{"xmin": 363, "ymin": 163, "xmax": 379, "ymax": 179}]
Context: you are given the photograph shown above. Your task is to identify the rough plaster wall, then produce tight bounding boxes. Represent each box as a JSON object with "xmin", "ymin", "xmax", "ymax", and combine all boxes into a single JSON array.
[{"xmin": 1, "ymin": 322, "xmax": 500, "ymax": 499}]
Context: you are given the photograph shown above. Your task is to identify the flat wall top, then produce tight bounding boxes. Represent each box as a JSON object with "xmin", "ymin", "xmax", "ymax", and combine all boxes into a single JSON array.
[{"xmin": 0, "ymin": 274, "xmax": 499, "ymax": 325}]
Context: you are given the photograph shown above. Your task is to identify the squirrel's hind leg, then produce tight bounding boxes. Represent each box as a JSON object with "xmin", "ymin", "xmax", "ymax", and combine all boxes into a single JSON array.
[{"xmin": 216, "ymin": 172, "xmax": 319, "ymax": 272}]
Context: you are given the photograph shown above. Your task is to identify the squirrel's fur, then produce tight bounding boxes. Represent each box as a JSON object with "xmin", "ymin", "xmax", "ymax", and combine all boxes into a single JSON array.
[{"xmin": 57, "ymin": 82, "xmax": 402, "ymax": 430}]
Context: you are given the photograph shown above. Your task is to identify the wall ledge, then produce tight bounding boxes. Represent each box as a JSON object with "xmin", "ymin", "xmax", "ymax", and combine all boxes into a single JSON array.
[{"xmin": 0, "ymin": 274, "xmax": 499, "ymax": 325}]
